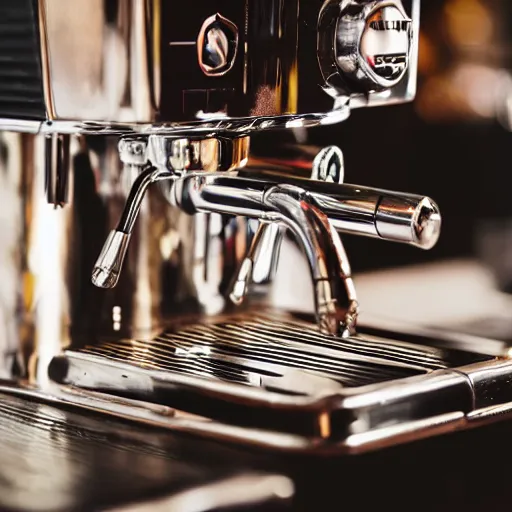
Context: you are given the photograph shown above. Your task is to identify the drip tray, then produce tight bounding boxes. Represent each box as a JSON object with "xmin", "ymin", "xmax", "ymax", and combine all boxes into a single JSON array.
[{"xmin": 49, "ymin": 311, "xmax": 512, "ymax": 454}]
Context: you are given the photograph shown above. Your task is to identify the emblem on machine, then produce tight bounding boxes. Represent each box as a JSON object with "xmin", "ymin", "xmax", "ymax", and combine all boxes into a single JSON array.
[
  {"xmin": 318, "ymin": 1, "xmax": 413, "ymax": 94},
  {"xmin": 361, "ymin": 5, "xmax": 411, "ymax": 82},
  {"xmin": 197, "ymin": 13, "xmax": 239, "ymax": 77}
]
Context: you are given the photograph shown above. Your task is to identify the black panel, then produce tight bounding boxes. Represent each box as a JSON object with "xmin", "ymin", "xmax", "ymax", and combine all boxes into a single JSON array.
[
  {"xmin": 0, "ymin": 0, "xmax": 46, "ymax": 120},
  {"xmin": 160, "ymin": 0, "xmax": 246, "ymax": 122}
]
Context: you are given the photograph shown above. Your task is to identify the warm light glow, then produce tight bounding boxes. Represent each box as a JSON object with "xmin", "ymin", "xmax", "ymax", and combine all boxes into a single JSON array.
[
  {"xmin": 444, "ymin": 0, "xmax": 494, "ymax": 48},
  {"xmin": 417, "ymin": 33, "xmax": 438, "ymax": 75},
  {"xmin": 112, "ymin": 306, "xmax": 122, "ymax": 323}
]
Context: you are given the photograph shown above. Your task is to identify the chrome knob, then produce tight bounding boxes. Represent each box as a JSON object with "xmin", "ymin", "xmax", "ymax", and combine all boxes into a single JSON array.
[
  {"xmin": 197, "ymin": 13, "xmax": 239, "ymax": 77},
  {"xmin": 318, "ymin": 0, "xmax": 412, "ymax": 95},
  {"xmin": 312, "ymin": 145, "xmax": 345, "ymax": 183}
]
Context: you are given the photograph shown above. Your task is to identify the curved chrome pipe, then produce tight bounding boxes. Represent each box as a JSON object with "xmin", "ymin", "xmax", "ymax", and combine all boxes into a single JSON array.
[
  {"xmin": 91, "ymin": 165, "xmax": 173, "ymax": 288},
  {"xmin": 169, "ymin": 173, "xmax": 441, "ymax": 249},
  {"xmin": 229, "ymin": 222, "xmax": 284, "ymax": 302},
  {"xmin": 234, "ymin": 146, "xmax": 346, "ymax": 308},
  {"xmin": 228, "ymin": 221, "xmax": 359, "ymax": 334},
  {"xmin": 264, "ymin": 185, "xmax": 358, "ymax": 336},
  {"xmin": 238, "ymin": 170, "xmax": 441, "ymax": 250},
  {"xmin": 170, "ymin": 175, "xmax": 358, "ymax": 336}
]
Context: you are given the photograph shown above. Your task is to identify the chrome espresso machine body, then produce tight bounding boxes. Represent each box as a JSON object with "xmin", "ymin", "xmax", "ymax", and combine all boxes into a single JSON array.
[{"xmin": 1, "ymin": 0, "xmax": 512, "ymax": 455}]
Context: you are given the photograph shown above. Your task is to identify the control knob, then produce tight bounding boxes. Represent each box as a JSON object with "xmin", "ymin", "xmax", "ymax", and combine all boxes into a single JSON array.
[{"xmin": 318, "ymin": 0, "xmax": 412, "ymax": 95}]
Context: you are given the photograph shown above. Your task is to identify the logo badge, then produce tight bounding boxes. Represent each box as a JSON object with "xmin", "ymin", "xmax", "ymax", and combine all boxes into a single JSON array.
[
  {"xmin": 360, "ymin": 6, "xmax": 412, "ymax": 82},
  {"xmin": 197, "ymin": 13, "xmax": 239, "ymax": 77}
]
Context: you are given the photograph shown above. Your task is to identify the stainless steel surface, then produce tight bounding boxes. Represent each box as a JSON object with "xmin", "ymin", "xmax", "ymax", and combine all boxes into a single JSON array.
[
  {"xmin": 35, "ymin": 0, "xmax": 419, "ymax": 131},
  {"xmin": 92, "ymin": 230, "xmax": 132, "ymax": 289},
  {"xmin": 171, "ymin": 173, "xmax": 441, "ymax": 248},
  {"xmin": 0, "ymin": 132, "xmax": 257, "ymax": 384},
  {"xmin": 35, "ymin": 309, "xmax": 512, "ymax": 454},
  {"xmin": 0, "ymin": 132, "xmax": 70, "ymax": 385},
  {"xmin": 65, "ymin": 313, "xmax": 449, "ymax": 389},
  {"xmin": 0, "ymin": 378, "xmax": 478, "ymax": 455},
  {"xmin": 7, "ymin": 0, "xmax": 509, "ymax": 461}
]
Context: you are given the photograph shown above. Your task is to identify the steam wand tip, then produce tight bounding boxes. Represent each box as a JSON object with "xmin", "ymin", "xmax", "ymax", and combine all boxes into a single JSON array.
[
  {"xmin": 91, "ymin": 230, "xmax": 131, "ymax": 289},
  {"xmin": 229, "ymin": 258, "xmax": 254, "ymax": 306}
]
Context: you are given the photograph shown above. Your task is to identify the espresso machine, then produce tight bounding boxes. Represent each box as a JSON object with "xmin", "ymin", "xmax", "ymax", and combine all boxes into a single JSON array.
[{"xmin": 2, "ymin": 0, "xmax": 512, "ymax": 465}]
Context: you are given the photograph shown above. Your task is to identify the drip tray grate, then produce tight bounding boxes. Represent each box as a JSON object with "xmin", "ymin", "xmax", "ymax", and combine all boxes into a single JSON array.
[
  {"xmin": 72, "ymin": 313, "xmax": 450, "ymax": 393},
  {"xmin": 48, "ymin": 313, "xmax": 504, "ymax": 452}
]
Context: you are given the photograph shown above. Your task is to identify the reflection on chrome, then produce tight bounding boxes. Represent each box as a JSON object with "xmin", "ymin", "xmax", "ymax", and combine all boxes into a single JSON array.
[{"xmin": 9, "ymin": 0, "xmax": 512, "ymax": 460}]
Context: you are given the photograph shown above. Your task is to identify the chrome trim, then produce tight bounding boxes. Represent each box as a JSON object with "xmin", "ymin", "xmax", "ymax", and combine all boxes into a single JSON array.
[
  {"xmin": 0, "ymin": 111, "xmax": 351, "ymax": 135},
  {"xmin": 0, "ymin": 379, "xmax": 471, "ymax": 454},
  {"xmin": 92, "ymin": 231, "xmax": 132, "ymax": 289},
  {"xmin": 174, "ymin": 173, "xmax": 441, "ymax": 249},
  {"xmin": 146, "ymin": 134, "xmax": 250, "ymax": 173},
  {"xmin": 38, "ymin": 317, "xmax": 512, "ymax": 454},
  {"xmin": 375, "ymin": 196, "xmax": 441, "ymax": 250}
]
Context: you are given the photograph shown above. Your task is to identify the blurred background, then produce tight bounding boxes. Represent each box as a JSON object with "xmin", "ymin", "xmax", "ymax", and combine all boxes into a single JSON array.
[{"xmin": 257, "ymin": 0, "xmax": 512, "ymax": 340}]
